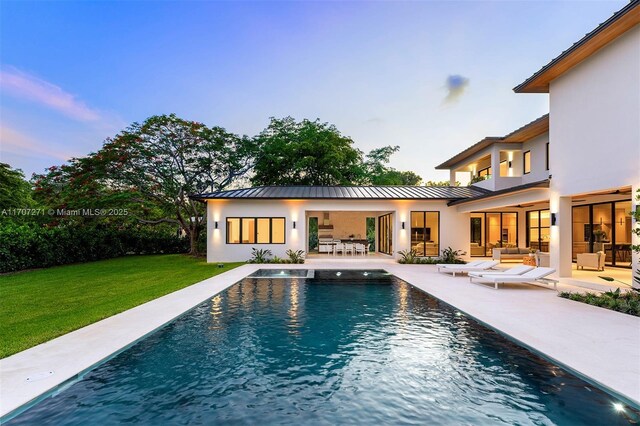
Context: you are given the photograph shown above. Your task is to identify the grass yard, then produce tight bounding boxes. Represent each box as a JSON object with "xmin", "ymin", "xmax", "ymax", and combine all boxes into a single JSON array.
[{"xmin": 0, "ymin": 255, "xmax": 243, "ymax": 358}]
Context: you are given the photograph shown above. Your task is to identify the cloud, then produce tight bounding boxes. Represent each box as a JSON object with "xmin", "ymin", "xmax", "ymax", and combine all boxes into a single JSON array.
[
  {"xmin": 443, "ymin": 74, "xmax": 469, "ymax": 104},
  {"xmin": 0, "ymin": 125, "xmax": 74, "ymax": 161},
  {"xmin": 0, "ymin": 67, "xmax": 101, "ymax": 121}
]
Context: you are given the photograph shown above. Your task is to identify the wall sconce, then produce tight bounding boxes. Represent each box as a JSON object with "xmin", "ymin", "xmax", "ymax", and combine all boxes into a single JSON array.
[
  {"xmin": 618, "ymin": 217, "xmax": 624, "ymax": 226},
  {"xmin": 214, "ymin": 221, "xmax": 218, "ymax": 229},
  {"xmin": 599, "ymin": 217, "xmax": 603, "ymax": 225},
  {"xmin": 508, "ymin": 161, "xmax": 512, "ymax": 168},
  {"xmin": 551, "ymin": 213, "xmax": 557, "ymax": 226},
  {"xmin": 401, "ymin": 221, "xmax": 405, "ymax": 230},
  {"xmin": 293, "ymin": 221, "xmax": 296, "ymax": 229}
]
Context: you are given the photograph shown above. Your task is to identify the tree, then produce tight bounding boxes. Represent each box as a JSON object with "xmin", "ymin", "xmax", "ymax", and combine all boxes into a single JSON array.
[
  {"xmin": 0, "ymin": 163, "xmax": 35, "ymax": 210},
  {"xmin": 98, "ymin": 114, "xmax": 256, "ymax": 255},
  {"xmin": 251, "ymin": 117, "xmax": 365, "ymax": 186},
  {"xmin": 33, "ymin": 114, "xmax": 256, "ymax": 255},
  {"xmin": 425, "ymin": 180, "xmax": 460, "ymax": 187},
  {"xmin": 363, "ymin": 146, "xmax": 423, "ymax": 185}
]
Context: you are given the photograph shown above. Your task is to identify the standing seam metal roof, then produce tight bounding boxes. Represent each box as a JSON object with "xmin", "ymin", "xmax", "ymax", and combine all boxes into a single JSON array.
[{"xmin": 192, "ymin": 185, "xmax": 489, "ymax": 200}]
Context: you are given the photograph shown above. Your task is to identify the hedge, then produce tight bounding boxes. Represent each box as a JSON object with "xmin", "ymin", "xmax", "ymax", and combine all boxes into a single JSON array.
[{"xmin": 0, "ymin": 223, "xmax": 189, "ymax": 273}]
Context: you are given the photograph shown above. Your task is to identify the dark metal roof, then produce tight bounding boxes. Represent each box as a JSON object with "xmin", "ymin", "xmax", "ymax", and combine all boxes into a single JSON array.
[
  {"xmin": 447, "ymin": 179, "xmax": 550, "ymax": 206},
  {"xmin": 436, "ymin": 114, "xmax": 549, "ymax": 170},
  {"xmin": 514, "ymin": 1, "xmax": 640, "ymax": 93},
  {"xmin": 192, "ymin": 185, "xmax": 490, "ymax": 201}
]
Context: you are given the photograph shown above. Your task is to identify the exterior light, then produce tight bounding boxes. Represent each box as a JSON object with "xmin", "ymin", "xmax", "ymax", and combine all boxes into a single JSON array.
[
  {"xmin": 402, "ymin": 221, "xmax": 405, "ymax": 230},
  {"xmin": 508, "ymin": 160, "xmax": 512, "ymax": 168},
  {"xmin": 551, "ymin": 213, "xmax": 557, "ymax": 226},
  {"xmin": 214, "ymin": 221, "xmax": 218, "ymax": 229},
  {"xmin": 293, "ymin": 221, "xmax": 296, "ymax": 229},
  {"xmin": 613, "ymin": 402, "xmax": 625, "ymax": 413}
]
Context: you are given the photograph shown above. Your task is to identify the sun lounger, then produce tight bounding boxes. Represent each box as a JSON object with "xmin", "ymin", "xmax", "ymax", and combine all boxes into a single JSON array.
[
  {"xmin": 437, "ymin": 261, "xmax": 499, "ymax": 276},
  {"xmin": 468, "ymin": 265, "xmax": 534, "ymax": 280},
  {"xmin": 436, "ymin": 260, "xmax": 485, "ymax": 269},
  {"xmin": 469, "ymin": 267, "xmax": 558, "ymax": 290}
]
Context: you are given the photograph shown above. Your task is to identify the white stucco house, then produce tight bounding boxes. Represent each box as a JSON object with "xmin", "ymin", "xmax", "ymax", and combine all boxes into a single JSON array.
[{"xmin": 194, "ymin": 1, "xmax": 639, "ymax": 283}]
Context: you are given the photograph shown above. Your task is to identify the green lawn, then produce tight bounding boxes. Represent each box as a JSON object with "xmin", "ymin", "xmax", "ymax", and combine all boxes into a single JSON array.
[{"xmin": 0, "ymin": 255, "xmax": 243, "ymax": 358}]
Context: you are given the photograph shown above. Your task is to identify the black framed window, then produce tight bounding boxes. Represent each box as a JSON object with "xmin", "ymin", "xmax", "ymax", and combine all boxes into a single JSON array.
[
  {"xmin": 410, "ymin": 211, "xmax": 440, "ymax": 257},
  {"xmin": 523, "ymin": 150, "xmax": 531, "ymax": 174},
  {"xmin": 545, "ymin": 143, "xmax": 549, "ymax": 171},
  {"xmin": 478, "ymin": 166, "xmax": 491, "ymax": 178},
  {"xmin": 226, "ymin": 217, "xmax": 286, "ymax": 244},
  {"xmin": 526, "ymin": 210, "xmax": 550, "ymax": 252}
]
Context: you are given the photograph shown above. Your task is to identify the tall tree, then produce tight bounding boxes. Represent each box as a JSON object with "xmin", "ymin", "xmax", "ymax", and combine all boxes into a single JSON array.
[
  {"xmin": 34, "ymin": 114, "xmax": 256, "ymax": 254},
  {"xmin": 0, "ymin": 163, "xmax": 35, "ymax": 210},
  {"xmin": 251, "ymin": 117, "xmax": 365, "ymax": 186},
  {"xmin": 99, "ymin": 114, "xmax": 256, "ymax": 254}
]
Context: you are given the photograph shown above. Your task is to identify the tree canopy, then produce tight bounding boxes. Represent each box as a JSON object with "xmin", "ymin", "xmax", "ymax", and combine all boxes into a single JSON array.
[
  {"xmin": 251, "ymin": 117, "xmax": 365, "ymax": 186},
  {"xmin": 33, "ymin": 114, "xmax": 257, "ymax": 254},
  {"xmin": 0, "ymin": 163, "xmax": 35, "ymax": 211},
  {"xmin": 251, "ymin": 117, "xmax": 422, "ymax": 186}
]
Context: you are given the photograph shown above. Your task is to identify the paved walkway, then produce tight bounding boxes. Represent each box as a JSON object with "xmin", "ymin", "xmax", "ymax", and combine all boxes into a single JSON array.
[{"xmin": 2, "ymin": 262, "xmax": 639, "ymax": 419}]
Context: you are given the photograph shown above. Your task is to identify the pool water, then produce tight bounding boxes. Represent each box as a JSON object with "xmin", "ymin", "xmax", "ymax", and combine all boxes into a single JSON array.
[{"xmin": 7, "ymin": 272, "xmax": 638, "ymax": 425}]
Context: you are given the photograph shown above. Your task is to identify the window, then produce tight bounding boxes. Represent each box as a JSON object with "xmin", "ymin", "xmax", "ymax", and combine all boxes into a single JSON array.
[
  {"xmin": 226, "ymin": 217, "xmax": 286, "ymax": 244},
  {"xmin": 523, "ymin": 151, "xmax": 531, "ymax": 174},
  {"xmin": 526, "ymin": 210, "xmax": 550, "ymax": 252},
  {"xmin": 478, "ymin": 166, "xmax": 491, "ymax": 178},
  {"xmin": 545, "ymin": 143, "xmax": 549, "ymax": 171},
  {"xmin": 410, "ymin": 211, "xmax": 440, "ymax": 257},
  {"xmin": 499, "ymin": 160, "xmax": 508, "ymax": 177}
]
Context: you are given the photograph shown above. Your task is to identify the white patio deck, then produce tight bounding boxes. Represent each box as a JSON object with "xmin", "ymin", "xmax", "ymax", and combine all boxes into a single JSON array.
[{"xmin": 1, "ymin": 261, "xmax": 639, "ymax": 420}]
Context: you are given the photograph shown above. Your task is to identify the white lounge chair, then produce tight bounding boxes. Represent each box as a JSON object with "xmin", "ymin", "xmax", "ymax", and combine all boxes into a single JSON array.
[
  {"xmin": 438, "ymin": 261, "xmax": 499, "ymax": 276},
  {"xmin": 436, "ymin": 260, "xmax": 484, "ymax": 269},
  {"xmin": 468, "ymin": 265, "xmax": 534, "ymax": 280},
  {"xmin": 469, "ymin": 267, "xmax": 558, "ymax": 290}
]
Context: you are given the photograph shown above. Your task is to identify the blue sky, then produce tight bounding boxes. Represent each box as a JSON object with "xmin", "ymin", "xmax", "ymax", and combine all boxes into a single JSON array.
[{"xmin": 0, "ymin": 0, "xmax": 627, "ymax": 182}]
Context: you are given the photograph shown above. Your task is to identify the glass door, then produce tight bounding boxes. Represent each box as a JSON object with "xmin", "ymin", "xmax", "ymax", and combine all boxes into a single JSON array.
[{"xmin": 378, "ymin": 213, "xmax": 393, "ymax": 255}]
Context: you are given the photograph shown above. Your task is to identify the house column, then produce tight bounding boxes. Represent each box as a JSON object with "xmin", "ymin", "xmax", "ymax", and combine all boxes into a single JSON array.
[
  {"xmin": 449, "ymin": 169, "xmax": 457, "ymax": 186},
  {"xmin": 550, "ymin": 193, "xmax": 572, "ymax": 277},
  {"xmin": 490, "ymin": 145, "xmax": 501, "ymax": 180},
  {"xmin": 632, "ymin": 183, "xmax": 639, "ymax": 289}
]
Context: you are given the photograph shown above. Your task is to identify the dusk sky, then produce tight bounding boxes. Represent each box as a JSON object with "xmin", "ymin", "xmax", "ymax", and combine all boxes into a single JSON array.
[{"xmin": 0, "ymin": 0, "xmax": 627, "ymax": 183}]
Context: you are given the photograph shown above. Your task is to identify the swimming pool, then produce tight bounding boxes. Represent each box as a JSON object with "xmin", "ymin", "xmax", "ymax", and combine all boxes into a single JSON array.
[{"xmin": 6, "ymin": 270, "xmax": 638, "ymax": 424}]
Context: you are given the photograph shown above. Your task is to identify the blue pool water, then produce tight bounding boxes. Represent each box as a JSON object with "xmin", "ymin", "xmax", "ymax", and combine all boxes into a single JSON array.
[{"xmin": 7, "ymin": 271, "xmax": 638, "ymax": 425}]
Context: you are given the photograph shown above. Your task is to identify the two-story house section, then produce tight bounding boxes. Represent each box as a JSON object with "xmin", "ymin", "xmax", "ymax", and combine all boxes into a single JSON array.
[
  {"xmin": 515, "ymin": 0, "xmax": 639, "ymax": 277},
  {"xmin": 436, "ymin": 115, "xmax": 552, "ymax": 258}
]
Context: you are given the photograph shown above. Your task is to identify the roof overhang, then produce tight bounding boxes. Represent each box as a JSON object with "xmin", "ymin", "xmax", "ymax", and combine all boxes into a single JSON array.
[
  {"xmin": 436, "ymin": 114, "xmax": 549, "ymax": 170},
  {"xmin": 447, "ymin": 179, "xmax": 550, "ymax": 208},
  {"xmin": 514, "ymin": 1, "xmax": 640, "ymax": 93}
]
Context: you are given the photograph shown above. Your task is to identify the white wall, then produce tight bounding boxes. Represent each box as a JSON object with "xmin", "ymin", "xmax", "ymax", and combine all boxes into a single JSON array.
[
  {"xmin": 206, "ymin": 199, "xmax": 470, "ymax": 262},
  {"xmin": 549, "ymin": 25, "xmax": 640, "ymax": 196},
  {"xmin": 521, "ymin": 133, "xmax": 550, "ymax": 185}
]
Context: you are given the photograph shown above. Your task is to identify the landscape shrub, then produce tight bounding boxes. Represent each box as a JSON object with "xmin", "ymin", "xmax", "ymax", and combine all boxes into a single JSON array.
[
  {"xmin": 0, "ymin": 223, "xmax": 189, "ymax": 273},
  {"xmin": 398, "ymin": 247, "xmax": 466, "ymax": 264},
  {"xmin": 246, "ymin": 248, "xmax": 306, "ymax": 264},
  {"xmin": 559, "ymin": 288, "xmax": 640, "ymax": 317}
]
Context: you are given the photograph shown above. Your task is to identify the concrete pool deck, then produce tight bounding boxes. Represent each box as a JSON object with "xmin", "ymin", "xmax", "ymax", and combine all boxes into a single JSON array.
[{"xmin": 1, "ymin": 262, "xmax": 639, "ymax": 418}]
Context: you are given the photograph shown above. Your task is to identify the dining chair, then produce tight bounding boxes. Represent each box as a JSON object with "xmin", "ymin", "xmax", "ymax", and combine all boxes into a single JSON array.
[{"xmin": 344, "ymin": 242, "xmax": 354, "ymax": 255}]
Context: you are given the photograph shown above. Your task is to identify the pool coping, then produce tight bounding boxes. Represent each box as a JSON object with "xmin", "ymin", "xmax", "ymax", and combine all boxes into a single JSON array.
[{"xmin": 2, "ymin": 262, "xmax": 639, "ymax": 420}]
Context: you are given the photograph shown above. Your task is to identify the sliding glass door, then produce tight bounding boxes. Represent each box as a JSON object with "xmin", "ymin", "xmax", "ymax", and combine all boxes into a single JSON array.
[
  {"xmin": 470, "ymin": 212, "xmax": 518, "ymax": 256},
  {"xmin": 572, "ymin": 201, "xmax": 632, "ymax": 267}
]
